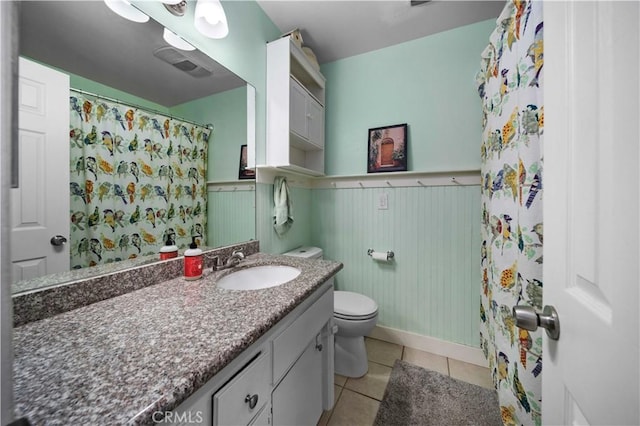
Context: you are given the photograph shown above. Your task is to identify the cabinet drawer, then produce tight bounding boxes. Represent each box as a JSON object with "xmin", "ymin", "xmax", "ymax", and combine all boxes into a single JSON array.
[
  {"xmin": 273, "ymin": 288, "xmax": 333, "ymax": 382},
  {"xmin": 213, "ymin": 351, "xmax": 271, "ymax": 426}
]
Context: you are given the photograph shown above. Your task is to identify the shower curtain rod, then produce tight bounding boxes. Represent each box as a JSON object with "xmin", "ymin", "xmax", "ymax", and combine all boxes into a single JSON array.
[{"xmin": 70, "ymin": 87, "xmax": 214, "ymax": 130}]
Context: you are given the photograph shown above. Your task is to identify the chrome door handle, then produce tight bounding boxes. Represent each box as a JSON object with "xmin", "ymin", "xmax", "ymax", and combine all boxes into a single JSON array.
[
  {"xmin": 512, "ymin": 305, "xmax": 560, "ymax": 340},
  {"xmin": 50, "ymin": 235, "xmax": 68, "ymax": 246}
]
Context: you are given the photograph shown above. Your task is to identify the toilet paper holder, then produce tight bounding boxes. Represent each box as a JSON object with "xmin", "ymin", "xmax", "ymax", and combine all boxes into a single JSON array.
[{"xmin": 367, "ymin": 249, "xmax": 395, "ymax": 261}]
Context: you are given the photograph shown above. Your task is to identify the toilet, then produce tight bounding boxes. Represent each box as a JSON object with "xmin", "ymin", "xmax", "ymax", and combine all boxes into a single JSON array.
[{"xmin": 283, "ymin": 247, "xmax": 379, "ymax": 378}]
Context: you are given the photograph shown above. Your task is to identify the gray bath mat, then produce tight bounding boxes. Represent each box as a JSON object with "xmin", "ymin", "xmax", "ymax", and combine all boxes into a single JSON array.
[{"xmin": 374, "ymin": 359, "xmax": 502, "ymax": 426}]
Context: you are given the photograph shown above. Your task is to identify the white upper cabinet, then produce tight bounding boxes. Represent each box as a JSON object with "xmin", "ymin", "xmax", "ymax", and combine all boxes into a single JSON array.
[
  {"xmin": 266, "ymin": 36, "xmax": 326, "ymax": 176},
  {"xmin": 290, "ymin": 77, "xmax": 324, "ymax": 150}
]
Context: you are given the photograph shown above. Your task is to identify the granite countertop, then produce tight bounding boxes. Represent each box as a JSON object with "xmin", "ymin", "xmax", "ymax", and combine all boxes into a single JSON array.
[{"xmin": 13, "ymin": 253, "xmax": 342, "ymax": 425}]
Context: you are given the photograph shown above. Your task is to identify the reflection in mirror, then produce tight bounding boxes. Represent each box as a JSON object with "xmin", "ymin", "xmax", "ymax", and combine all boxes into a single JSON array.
[{"xmin": 13, "ymin": 1, "xmax": 255, "ymax": 294}]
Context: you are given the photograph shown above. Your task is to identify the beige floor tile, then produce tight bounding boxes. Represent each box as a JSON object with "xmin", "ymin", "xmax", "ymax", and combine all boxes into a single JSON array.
[
  {"xmin": 334, "ymin": 373, "xmax": 347, "ymax": 387},
  {"xmin": 327, "ymin": 388, "xmax": 380, "ymax": 426},
  {"xmin": 365, "ymin": 337, "xmax": 403, "ymax": 367},
  {"xmin": 344, "ymin": 361, "xmax": 392, "ymax": 401},
  {"xmin": 318, "ymin": 386, "xmax": 343, "ymax": 426},
  {"xmin": 402, "ymin": 347, "xmax": 449, "ymax": 375},
  {"xmin": 448, "ymin": 358, "xmax": 494, "ymax": 389},
  {"xmin": 318, "ymin": 409, "xmax": 331, "ymax": 426},
  {"xmin": 334, "ymin": 384, "xmax": 343, "ymax": 403}
]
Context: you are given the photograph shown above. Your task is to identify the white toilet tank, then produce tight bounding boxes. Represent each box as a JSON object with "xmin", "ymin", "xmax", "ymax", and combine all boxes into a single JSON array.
[{"xmin": 282, "ymin": 246, "xmax": 323, "ymax": 260}]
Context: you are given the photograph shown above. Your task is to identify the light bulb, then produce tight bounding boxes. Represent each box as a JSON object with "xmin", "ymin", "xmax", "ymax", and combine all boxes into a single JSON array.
[
  {"xmin": 163, "ymin": 27, "xmax": 196, "ymax": 51},
  {"xmin": 104, "ymin": 0, "xmax": 149, "ymax": 23},
  {"xmin": 194, "ymin": 0, "xmax": 229, "ymax": 39}
]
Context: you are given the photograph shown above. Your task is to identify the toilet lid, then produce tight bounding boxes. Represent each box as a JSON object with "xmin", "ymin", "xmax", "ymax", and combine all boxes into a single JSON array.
[{"xmin": 334, "ymin": 291, "xmax": 378, "ymax": 319}]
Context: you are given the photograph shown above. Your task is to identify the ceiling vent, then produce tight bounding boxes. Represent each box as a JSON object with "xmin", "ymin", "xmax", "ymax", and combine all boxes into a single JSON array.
[{"xmin": 153, "ymin": 46, "xmax": 213, "ymax": 78}]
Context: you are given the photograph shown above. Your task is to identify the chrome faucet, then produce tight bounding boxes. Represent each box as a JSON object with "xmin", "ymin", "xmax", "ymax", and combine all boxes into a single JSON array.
[{"xmin": 212, "ymin": 250, "xmax": 245, "ymax": 271}]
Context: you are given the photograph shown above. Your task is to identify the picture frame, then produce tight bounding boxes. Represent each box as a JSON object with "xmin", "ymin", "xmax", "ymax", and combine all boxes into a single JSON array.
[
  {"xmin": 238, "ymin": 144, "xmax": 255, "ymax": 180},
  {"xmin": 367, "ymin": 123, "xmax": 408, "ymax": 173}
]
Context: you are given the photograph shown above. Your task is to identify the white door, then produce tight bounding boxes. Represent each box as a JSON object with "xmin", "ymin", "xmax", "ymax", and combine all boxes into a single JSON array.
[
  {"xmin": 543, "ymin": 1, "xmax": 639, "ymax": 424},
  {"xmin": 11, "ymin": 58, "xmax": 70, "ymax": 284}
]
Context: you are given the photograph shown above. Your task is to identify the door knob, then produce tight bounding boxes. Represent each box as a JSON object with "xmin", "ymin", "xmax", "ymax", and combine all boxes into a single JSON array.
[
  {"xmin": 245, "ymin": 394, "xmax": 258, "ymax": 409},
  {"xmin": 512, "ymin": 305, "xmax": 560, "ymax": 340},
  {"xmin": 50, "ymin": 235, "xmax": 68, "ymax": 246}
]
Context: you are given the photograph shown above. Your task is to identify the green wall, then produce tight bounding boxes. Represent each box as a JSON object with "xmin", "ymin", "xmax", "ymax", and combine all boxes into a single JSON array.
[
  {"xmin": 171, "ymin": 86, "xmax": 247, "ymax": 182},
  {"xmin": 256, "ymin": 183, "xmax": 312, "ymax": 254},
  {"xmin": 172, "ymin": 86, "xmax": 254, "ymax": 248},
  {"xmin": 321, "ymin": 19, "xmax": 495, "ymax": 175},
  {"xmin": 70, "ymin": 73, "xmax": 171, "ymax": 114},
  {"xmin": 262, "ymin": 20, "xmax": 492, "ymax": 347}
]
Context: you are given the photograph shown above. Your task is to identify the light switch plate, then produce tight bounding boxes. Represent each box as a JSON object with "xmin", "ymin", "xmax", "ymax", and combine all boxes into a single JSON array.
[{"xmin": 378, "ymin": 192, "xmax": 389, "ymax": 210}]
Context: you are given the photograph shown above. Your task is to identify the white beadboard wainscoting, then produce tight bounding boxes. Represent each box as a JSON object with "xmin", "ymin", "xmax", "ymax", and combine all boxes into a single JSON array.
[
  {"xmin": 207, "ymin": 181, "xmax": 255, "ymax": 248},
  {"xmin": 311, "ymin": 184, "xmax": 481, "ymax": 347},
  {"xmin": 255, "ymin": 168, "xmax": 481, "ymax": 348}
]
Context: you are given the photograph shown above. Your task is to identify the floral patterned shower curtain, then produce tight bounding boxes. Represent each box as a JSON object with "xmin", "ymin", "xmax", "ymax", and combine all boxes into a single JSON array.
[
  {"xmin": 477, "ymin": 1, "xmax": 543, "ymax": 425},
  {"xmin": 69, "ymin": 92, "xmax": 209, "ymax": 269}
]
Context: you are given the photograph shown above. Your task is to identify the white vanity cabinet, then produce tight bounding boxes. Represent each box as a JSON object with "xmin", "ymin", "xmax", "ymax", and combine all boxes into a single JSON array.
[
  {"xmin": 168, "ymin": 279, "xmax": 334, "ymax": 426},
  {"xmin": 266, "ymin": 36, "xmax": 326, "ymax": 176}
]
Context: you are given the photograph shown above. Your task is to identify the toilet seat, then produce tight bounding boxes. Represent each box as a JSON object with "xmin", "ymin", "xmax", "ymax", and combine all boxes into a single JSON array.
[
  {"xmin": 334, "ymin": 291, "xmax": 378, "ymax": 321},
  {"xmin": 334, "ymin": 311, "xmax": 378, "ymax": 321}
]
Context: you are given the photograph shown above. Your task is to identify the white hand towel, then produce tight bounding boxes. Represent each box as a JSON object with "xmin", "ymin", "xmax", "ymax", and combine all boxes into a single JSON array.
[{"xmin": 273, "ymin": 176, "xmax": 293, "ymax": 235}]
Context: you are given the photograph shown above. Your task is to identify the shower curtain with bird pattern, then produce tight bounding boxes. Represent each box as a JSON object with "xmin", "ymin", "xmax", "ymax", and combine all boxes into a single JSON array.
[
  {"xmin": 477, "ymin": 1, "xmax": 543, "ymax": 425},
  {"xmin": 69, "ymin": 93, "xmax": 209, "ymax": 269}
]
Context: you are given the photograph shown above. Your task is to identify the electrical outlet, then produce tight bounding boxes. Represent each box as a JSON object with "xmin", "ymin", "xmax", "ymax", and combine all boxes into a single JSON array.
[{"xmin": 378, "ymin": 192, "xmax": 389, "ymax": 210}]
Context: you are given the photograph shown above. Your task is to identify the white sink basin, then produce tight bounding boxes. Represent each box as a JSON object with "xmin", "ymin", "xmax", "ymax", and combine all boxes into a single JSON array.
[{"xmin": 217, "ymin": 265, "xmax": 301, "ymax": 290}]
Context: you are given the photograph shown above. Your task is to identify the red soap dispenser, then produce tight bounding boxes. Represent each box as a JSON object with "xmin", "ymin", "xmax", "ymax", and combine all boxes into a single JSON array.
[{"xmin": 184, "ymin": 237, "xmax": 203, "ymax": 280}]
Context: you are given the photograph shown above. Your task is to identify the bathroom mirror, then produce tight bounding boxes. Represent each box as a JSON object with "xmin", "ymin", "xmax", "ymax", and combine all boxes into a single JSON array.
[{"xmin": 13, "ymin": 1, "xmax": 256, "ymax": 294}]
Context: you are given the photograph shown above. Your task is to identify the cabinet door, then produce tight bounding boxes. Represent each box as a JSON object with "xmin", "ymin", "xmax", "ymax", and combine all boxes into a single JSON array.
[
  {"xmin": 272, "ymin": 289, "xmax": 332, "ymax": 383},
  {"xmin": 249, "ymin": 404, "xmax": 270, "ymax": 426},
  {"xmin": 272, "ymin": 338, "xmax": 323, "ymax": 426},
  {"xmin": 289, "ymin": 78, "xmax": 308, "ymax": 139},
  {"xmin": 307, "ymin": 97, "xmax": 324, "ymax": 149}
]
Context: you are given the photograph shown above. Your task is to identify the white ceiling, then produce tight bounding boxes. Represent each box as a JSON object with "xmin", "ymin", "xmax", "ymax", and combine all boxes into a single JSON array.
[
  {"xmin": 257, "ymin": 0, "xmax": 505, "ymax": 64},
  {"xmin": 19, "ymin": 1, "xmax": 245, "ymax": 107}
]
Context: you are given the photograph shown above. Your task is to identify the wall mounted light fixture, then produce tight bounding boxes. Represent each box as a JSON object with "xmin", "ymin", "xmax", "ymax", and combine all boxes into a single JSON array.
[
  {"xmin": 104, "ymin": 0, "xmax": 149, "ymax": 23},
  {"xmin": 194, "ymin": 0, "xmax": 229, "ymax": 39},
  {"xmin": 163, "ymin": 0, "xmax": 187, "ymax": 17}
]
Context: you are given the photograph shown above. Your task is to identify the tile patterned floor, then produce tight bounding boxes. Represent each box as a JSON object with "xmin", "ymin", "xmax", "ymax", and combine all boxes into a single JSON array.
[{"xmin": 318, "ymin": 337, "xmax": 493, "ymax": 426}]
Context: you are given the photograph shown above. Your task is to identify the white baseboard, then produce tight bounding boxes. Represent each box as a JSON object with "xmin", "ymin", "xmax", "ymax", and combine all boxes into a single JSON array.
[{"xmin": 368, "ymin": 325, "xmax": 488, "ymax": 368}]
